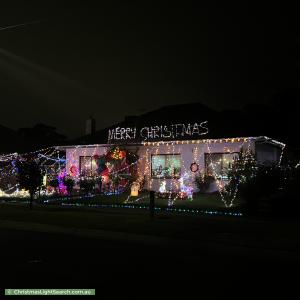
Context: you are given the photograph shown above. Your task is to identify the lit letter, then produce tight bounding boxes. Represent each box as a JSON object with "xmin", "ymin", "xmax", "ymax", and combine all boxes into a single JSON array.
[
  {"xmin": 192, "ymin": 123, "xmax": 200, "ymax": 135},
  {"xmin": 115, "ymin": 127, "xmax": 121, "ymax": 140},
  {"xmin": 175, "ymin": 124, "xmax": 182, "ymax": 138},
  {"xmin": 199, "ymin": 121, "xmax": 209, "ymax": 135},
  {"xmin": 162, "ymin": 125, "xmax": 172, "ymax": 138},
  {"xmin": 182, "ymin": 124, "xmax": 191, "ymax": 136},
  {"xmin": 140, "ymin": 127, "xmax": 148, "ymax": 140},
  {"xmin": 120, "ymin": 128, "xmax": 126, "ymax": 140},
  {"xmin": 126, "ymin": 128, "xmax": 132, "ymax": 139},
  {"xmin": 153, "ymin": 126, "xmax": 160, "ymax": 138}
]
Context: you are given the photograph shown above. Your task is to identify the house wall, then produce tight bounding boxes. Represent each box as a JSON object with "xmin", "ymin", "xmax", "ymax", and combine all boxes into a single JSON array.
[
  {"xmin": 64, "ymin": 139, "xmax": 254, "ymax": 192},
  {"xmin": 65, "ymin": 146, "xmax": 109, "ymax": 176},
  {"xmin": 135, "ymin": 140, "xmax": 253, "ymax": 192},
  {"xmin": 255, "ymin": 143, "xmax": 282, "ymax": 165}
]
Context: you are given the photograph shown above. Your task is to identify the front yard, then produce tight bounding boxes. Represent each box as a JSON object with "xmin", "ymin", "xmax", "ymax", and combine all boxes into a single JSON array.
[
  {"xmin": 34, "ymin": 191, "xmax": 241, "ymax": 211},
  {"xmin": 0, "ymin": 191, "xmax": 242, "ymax": 218},
  {"xmin": 0, "ymin": 202, "xmax": 299, "ymax": 253}
]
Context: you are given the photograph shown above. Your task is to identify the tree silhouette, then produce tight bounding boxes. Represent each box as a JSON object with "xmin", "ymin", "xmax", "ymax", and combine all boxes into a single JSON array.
[
  {"xmin": 18, "ymin": 123, "xmax": 66, "ymax": 152},
  {"xmin": 16, "ymin": 159, "xmax": 43, "ymax": 209}
]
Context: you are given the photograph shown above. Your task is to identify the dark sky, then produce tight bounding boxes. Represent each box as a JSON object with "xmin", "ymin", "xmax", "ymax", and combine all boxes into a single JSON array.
[{"xmin": 0, "ymin": 1, "xmax": 299, "ymax": 137}]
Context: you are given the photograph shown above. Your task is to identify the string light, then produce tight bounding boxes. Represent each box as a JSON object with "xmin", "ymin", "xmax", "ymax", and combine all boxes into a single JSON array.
[
  {"xmin": 0, "ymin": 136, "xmax": 286, "ymax": 205},
  {"xmin": 51, "ymin": 202, "xmax": 242, "ymax": 217},
  {"xmin": 205, "ymin": 138, "xmax": 252, "ymax": 207}
]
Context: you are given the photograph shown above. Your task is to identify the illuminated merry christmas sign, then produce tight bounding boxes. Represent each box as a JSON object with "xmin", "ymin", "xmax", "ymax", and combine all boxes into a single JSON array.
[{"xmin": 108, "ymin": 121, "xmax": 209, "ymax": 142}]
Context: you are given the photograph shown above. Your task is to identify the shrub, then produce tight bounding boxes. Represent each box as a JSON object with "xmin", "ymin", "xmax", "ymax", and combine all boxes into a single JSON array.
[
  {"xmin": 195, "ymin": 174, "xmax": 215, "ymax": 193},
  {"xmin": 49, "ymin": 178, "xmax": 59, "ymax": 189},
  {"xmin": 63, "ymin": 176, "xmax": 75, "ymax": 195},
  {"xmin": 16, "ymin": 160, "xmax": 43, "ymax": 209},
  {"xmin": 79, "ymin": 178, "xmax": 96, "ymax": 195},
  {"xmin": 238, "ymin": 166, "xmax": 288, "ymax": 216},
  {"xmin": 269, "ymin": 166, "xmax": 300, "ymax": 217},
  {"xmin": 226, "ymin": 149, "xmax": 257, "ymax": 189}
]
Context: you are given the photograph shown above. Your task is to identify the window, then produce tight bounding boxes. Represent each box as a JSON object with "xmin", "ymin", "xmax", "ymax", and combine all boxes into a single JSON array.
[
  {"xmin": 205, "ymin": 153, "xmax": 239, "ymax": 179},
  {"xmin": 151, "ymin": 154, "xmax": 181, "ymax": 178},
  {"xmin": 79, "ymin": 156, "xmax": 98, "ymax": 175}
]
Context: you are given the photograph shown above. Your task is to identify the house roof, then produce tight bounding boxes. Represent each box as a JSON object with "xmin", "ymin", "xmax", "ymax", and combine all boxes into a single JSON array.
[
  {"xmin": 56, "ymin": 136, "xmax": 285, "ymax": 150},
  {"xmin": 63, "ymin": 102, "xmax": 287, "ymax": 147}
]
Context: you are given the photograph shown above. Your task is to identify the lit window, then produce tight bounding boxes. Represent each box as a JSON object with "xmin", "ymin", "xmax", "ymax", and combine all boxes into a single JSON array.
[
  {"xmin": 151, "ymin": 154, "xmax": 181, "ymax": 178},
  {"xmin": 205, "ymin": 153, "xmax": 238, "ymax": 179},
  {"xmin": 79, "ymin": 156, "xmax": 98, "ymax": 175}
]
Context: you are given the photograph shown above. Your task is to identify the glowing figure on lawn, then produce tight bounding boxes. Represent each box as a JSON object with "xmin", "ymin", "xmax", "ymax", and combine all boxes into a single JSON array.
[
  {"xmin": 0, "ymin": 189, "xmax": 7, "ymax": 197},
  {"xmin": 159, "ymin": 180, "xmax": 167, "ymax": 194},
  {"xmin": 5, "ymin": 188, "xmax": 30, "ymax": 198},
  {"xmin": 179, "ymin": 172, "xmax": 193, "ymax": 200},
  {"xmin": 57, "ymin": 170, "xmax": 68, "ymax": 195},
  {"xmin": 130, "ymin": 182, "xmax": 140, "ymax": 197}
]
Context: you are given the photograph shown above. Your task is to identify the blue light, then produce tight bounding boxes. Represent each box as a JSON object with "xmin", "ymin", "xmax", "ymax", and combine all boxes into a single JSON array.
[{"xmin": 40, "ymin": 198, "xmax": 243, "ymax": 217}]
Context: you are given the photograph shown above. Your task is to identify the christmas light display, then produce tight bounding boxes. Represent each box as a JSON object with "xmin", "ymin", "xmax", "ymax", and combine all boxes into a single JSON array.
[
  {"xmin": 190, "ymin": 162, "xmax": 199, "ymax": 172},
  {"xmin": 130, "ymin": 181, "xmax": 140, "ymax": 196},
  {"xmin": 159, "ymin": 180, "xmax": 167, "ymax": 193},
  {"xmin": 205, "ymin": 139, "xmax": 251, "ymax": 207},
  {"xmin": 0, "ymin": 135, "xmax": 286, "ymax": 209},
  {"xmin": 60, "ymin": 145, "xmax": 141, "ymax": 196},
  {"xmin": 69, "ymin": 165, "xmax": 79, "ymax": 177},
  {"xmin": 56, "ymin": 202, "xmax": 243, "ymax": 217},
  {"xmin": 0, "ymin": 187, "xmax": 30, "ymax": 198},
  {"xmin": 109, "ymin": 147, "xmax": 126, "ymax": 160},
  {"xmin": 178, "ymin": 172, "xmax": 193, "ymax": 200},
  {"xmin": 108, "ymin": 121, "xmax": 209, "ymax": 142},
  {"xmin": 0, "ymin": 147, "xmax": 65, "ymax": 198}
]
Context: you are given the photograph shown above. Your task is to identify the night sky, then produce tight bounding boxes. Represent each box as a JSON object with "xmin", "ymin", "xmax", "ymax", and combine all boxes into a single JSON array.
[{"xmin": 0, "ymin": 1, "xmax": 298, "ymax": 137}]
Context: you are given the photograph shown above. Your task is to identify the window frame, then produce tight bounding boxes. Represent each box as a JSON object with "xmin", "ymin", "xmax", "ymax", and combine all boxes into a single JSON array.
[
  {"xmin": 150, "ymin": 154, "xmax": 181, "ymax": 179},
  {"xmin": 79, "ymin": 156, "xmax": 98, "ymax": 175},
  {"xmin": 204, "ymin": 152, "xmax": 239, "ymax": 178}
]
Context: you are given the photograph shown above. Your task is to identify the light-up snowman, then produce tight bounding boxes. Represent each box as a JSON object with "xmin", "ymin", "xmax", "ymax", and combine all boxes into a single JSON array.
[{"xmin": 178, "ymin": 172, "xmax": 193, "ymax": 200}]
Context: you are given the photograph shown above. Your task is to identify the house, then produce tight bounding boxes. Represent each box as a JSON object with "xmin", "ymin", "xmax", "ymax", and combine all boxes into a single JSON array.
[
  {"xmin": 58, "ymin": 120, "xmax": 285, "ymax": 194},
  {"xmin": 56, "ymin": 103, "xmax": 286, "ymax": 198}
]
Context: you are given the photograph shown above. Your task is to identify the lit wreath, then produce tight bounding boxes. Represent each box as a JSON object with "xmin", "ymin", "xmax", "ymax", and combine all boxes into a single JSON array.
[{"xmin": 190, "ymin": 162, "xmax": 199, "ymax": 172}]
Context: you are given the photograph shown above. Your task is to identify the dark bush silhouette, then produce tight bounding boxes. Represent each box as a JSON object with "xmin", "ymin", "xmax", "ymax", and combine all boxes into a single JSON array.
[
  {"xmin": 16, "ymin": 159, "xmax": 43, "ymax": 209},
  {"xmin": 195, "ymin": 175, "xmax": 215, "ymax": 193},
  {"xmin": 79, "ymin": 178, "xmax": 96, "ymax": 195},
  {"xmin": 238, "ymin": 165, "xmax": 295, "ymax": 216},
  {"xmin": 269, "ymin": 166, "xmax": 300, "ymax": 217},
  {"xmin": 63, "ymin": 176, "xmax": 75, "ymax": 195},
  {"xmin": 49, "ymin": 178, "xmax": 59, "ymax": 193}
]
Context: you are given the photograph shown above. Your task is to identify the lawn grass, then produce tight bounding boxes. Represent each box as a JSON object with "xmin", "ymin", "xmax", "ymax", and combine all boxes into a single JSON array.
[
  {"xmin": 1, "ymin": 202, "xmax": 300, "ymax": 252},
  {"xmin": 0, "ymin": 203, "xmax": 231, "ymax": 240},
  {"xmin": 30, "ymin": 191, "xmax": 241, "ymax": 211}
]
